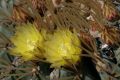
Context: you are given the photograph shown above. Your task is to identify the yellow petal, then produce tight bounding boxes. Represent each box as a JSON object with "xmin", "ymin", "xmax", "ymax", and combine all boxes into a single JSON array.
[
  {"xmin": 10, "ymin": 23, "xmax": 44, "ymax": 61},
  {"xmin": 43, "ymin": 28, "xmax": 81, "ymax": 68}
]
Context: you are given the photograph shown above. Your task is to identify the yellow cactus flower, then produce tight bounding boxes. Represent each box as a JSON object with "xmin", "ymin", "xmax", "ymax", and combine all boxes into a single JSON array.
[
  {"xmin": 43, "ymin": 28, "xmax": 81, "ymax": 68},
  {"xmin": 10, "ymin": 23, "xmax": 44, "ymax": 61}
]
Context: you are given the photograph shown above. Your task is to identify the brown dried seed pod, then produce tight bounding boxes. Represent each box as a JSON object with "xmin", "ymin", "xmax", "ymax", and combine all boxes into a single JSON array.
[
  {"xmin": 102, "ymin": 3, "xmax": 117, "ymax": 21},
  {"xmin": 100, "ymin": 27, "xmax": 120, "ymax": 45},
  {"xmin": 11, "ymin": 5, "xmax": 33, "ymax": 23},
  {"xmin": 30, "ymin": 0, "xmax": 47, "ymax": 16}
]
